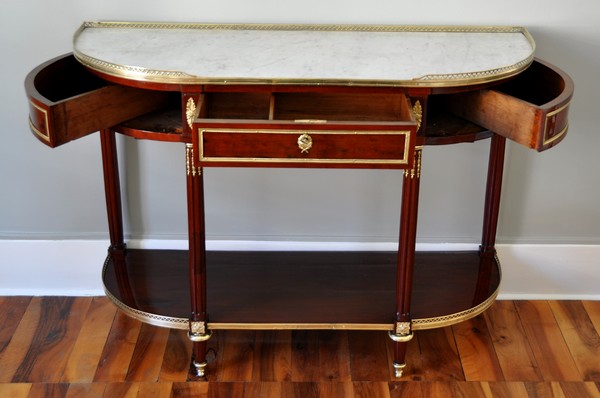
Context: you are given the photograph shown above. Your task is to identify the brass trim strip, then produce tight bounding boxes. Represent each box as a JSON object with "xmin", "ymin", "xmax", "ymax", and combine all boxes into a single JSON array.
[
  {"xmin": 104, "ymin": 288, "xmax": 499, "ymax": 332},
  {"xmin": 80, "ymin": 20, "xmax": 530, "ymax": 33},
  {"xmin": 412, "ymin": 285, "xmax": 500, "ymax": 330},
  {"xmin": 542, "ymin": 101, "xmax": 571, "ymax": 146},
  {"xmin": 28, "ymin": 101, "xmax": 50, "ymax": 143},
  {"xmin": 543, "ymin": 123, "xmax": 569, "ymax": 147},
  {"xmin": 73, "ymin": 22, "xmax": 535, "ymax": 88},
  {"xmin": 198, "ymin": 128, "xmax": 412, "ymax": 166},
  {"xmin": 104, "ymin": 288, "xmax": 189, "ymax": 329},
  {"xmin": 208, "ymin": 323, "xmax": 393, "ymax": 331}
]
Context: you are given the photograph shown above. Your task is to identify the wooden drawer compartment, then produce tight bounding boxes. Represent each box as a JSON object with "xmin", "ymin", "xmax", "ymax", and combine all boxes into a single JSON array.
[
  {"xmin": 446, "ymin": 59, "xmax": 573, "ymax": 151},
  {"xmin": 25, "ymin": 53, "xmax": 169, "ymax": 147},
  {"xmin": 192, "ymin": 92, "xmax": 417, "ymax": 168}
]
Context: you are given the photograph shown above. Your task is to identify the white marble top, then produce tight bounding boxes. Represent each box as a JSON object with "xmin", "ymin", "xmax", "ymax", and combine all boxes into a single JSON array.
[{"xmin": 73, "ymin": 22, "xmax": 535, "ymax": 87}]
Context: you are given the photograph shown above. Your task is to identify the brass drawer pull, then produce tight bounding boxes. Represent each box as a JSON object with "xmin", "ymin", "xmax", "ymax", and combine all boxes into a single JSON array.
[{"xmin": 297, "ymin": 133, "xmax": 313, "ymax": 154}]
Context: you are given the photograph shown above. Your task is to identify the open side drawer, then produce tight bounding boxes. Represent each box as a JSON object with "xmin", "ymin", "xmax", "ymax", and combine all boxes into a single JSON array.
[
  {"xmin": 192, "ymin": 92, "xmax": 417, "ymax": 169},
  {"xmin": 25, "ymin": 53, "xmax": 170, "ymax": 147},
  {"xmin": 445, "ymin": 59, "xmax": 573, "ymax": 151}
]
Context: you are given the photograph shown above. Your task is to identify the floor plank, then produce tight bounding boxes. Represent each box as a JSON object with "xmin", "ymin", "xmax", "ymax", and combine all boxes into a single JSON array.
[
  {"xmin": 419, "ymin": 381, "xmax": 488, "ymax": 398},
  {"xmin": 549, "ymin": 301, "xmax": 600, "ymax": 381},
  {"xmin": 26, "ymin": 383, "xmax": 69, "ymax": 398},
  {"xmin": 93, "ymin": 312, "xmax": 143, "ymax": 382},
  {"xmin": 318, "ymin": 331, "xmax": 351, "ymax": 382},
  {"xmin": 241, "ymin": 382, "xmax": 282, "ymax": 398},
  {"xmin": 215, "ymin": 331, "xmax": 255, "ymax": 382},
  {"xmin": 0, "ymin": 297, "xmax": 32, "ymax": 355},
  {"xmin": 101, "ymin": 382, "xmax": 140, "ymax": 398},
  {"xmin": 125, "ymin": 323, "xmax": 170, "ymax": 382},
  {"xmin": 557, "ymin": 382, "xmax": 600, "ymax": 398},
  {"xmin": 353, "ymin": 381, "xmax": 390, "ymax": 398},
  {"xmin": 412, "ymin": 328, "xmax": 464, "ymax": 381},
  {"xmin": 251, "ymin": 330, "xmax": 291, "ymax": 382},
  {"xmin": 62, "ymin": 297, "xmax": 117, "ymax": 383},
  {"xmin": 0, "ymin": 298, "xmax": 42, "ymax": 382},
  {"xmin": 207, "ymin": 381, "xmax": 245, "ymax": 398},
  {"xmin": 65, "ymin": 382, "xmax": 106, "ymax": 398},
  {"xmin": 484, "ymin": 381, "xmax": 531, "ymax": 398},
  {"xmin": 347, "ymin": 331, "xmax": 391, "ymax": 381},
  {"xmin": 515, "ymin": 300, "xmax": 582, "ymax": 381},
  {"xmin": 484, "ymin": 301, "xmax": 542, "ymax": 381},
  {"xmin": 158, "ymin": 329, "xmax": 193, "ymax": 382},
  {"xmin": 388, "ymin": 381, "xmax": 423, "ymax": 398},
  {"xmin": 452, "ymin": 315, "xmax": 504, "ymax": 381},
  {"xmin": 582, "ymin": 301, "xmax": 600, "ymax": 336},
  {"xmin": 0, "ymin": 383, "xmax": 32, "ymax": 398},
  {"xmin": 135, "ymin": 382, "xmax": 173, "ymax": 397},
  {"xmin": 0, "ymin": 298, "xmax": 598, "ymax": 395},
  {"xmin": 12, "ymin": 297, "xmax": 91, "ymax": 383},
  {"xmin": 291, "ymin": 330, "xmax": 322, "ymax": 382}
]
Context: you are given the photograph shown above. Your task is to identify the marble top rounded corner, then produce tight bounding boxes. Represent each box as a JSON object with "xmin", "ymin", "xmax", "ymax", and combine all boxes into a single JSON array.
[{"xmin": 73, "ymin": 21, "xmax": 535, "ymax": 88}]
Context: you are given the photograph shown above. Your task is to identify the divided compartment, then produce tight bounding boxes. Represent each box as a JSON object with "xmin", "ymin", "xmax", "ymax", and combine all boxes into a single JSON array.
[
  {"xmin": 445, "ymin": 59, "xmax": 573, "ymax": 151},
  {"xmin": 193, "ymin": 91, "xmax": 417, "ymax": 168},
  {"xmin": 25, "ymin": 53, "xmax": 170, "ymax": 147}
]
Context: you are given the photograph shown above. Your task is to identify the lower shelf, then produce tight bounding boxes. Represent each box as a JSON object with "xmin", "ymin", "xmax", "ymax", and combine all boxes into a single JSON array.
[{"xmin": 102, "ymin": 249, "xmax": 500, "ymax": 332}]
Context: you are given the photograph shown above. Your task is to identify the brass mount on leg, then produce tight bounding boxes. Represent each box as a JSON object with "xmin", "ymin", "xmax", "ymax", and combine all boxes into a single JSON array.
[
  {"xmin": 188, "ymin": 320, "xmax": 212, "ymax": 342},
  {"xmin": 389, "ymin": 321, "xmax": 414, "ymax": 378},
  {"xmin": 388, "ymin": 321, "xmax": 414, "ymax": 343}
]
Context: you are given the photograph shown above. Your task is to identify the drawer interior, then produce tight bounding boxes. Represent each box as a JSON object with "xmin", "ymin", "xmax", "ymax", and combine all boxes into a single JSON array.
[
  {"xmin": 33, "ymin": 54, "xmax": 108, "ymax": 103},
  {"xmin": 26, "ymin": 54, "xmax": 171, "ymax": 147},
  {"xmin": 436, "ymin": 60, "xmax": 573, "ymax": 150},
  {"xmin": 490, "ymin": 60, "xmax": 566, "ymax": 106},
  {"xmin": 200, "ymin": 92, "xmax": 413, "ymax": 122}
]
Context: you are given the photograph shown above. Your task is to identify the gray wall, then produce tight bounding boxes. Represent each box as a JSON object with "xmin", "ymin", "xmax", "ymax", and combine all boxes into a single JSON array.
[{"xmin": 1, "ymin": 1, "xmax": 598, "ymax": 246}]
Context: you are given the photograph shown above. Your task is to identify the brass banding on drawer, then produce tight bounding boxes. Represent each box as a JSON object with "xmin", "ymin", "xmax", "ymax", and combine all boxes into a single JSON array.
[
  {"xmin": 197, "ymin": 128, "xmax": 413, "ymax": 167},
  {"xmin": 542, "ymin": 102, "xmax": 570, "ymax": 147},
  {"xmin": 28, "ymin": 100, "xmax": 51, "ymax": 143}
]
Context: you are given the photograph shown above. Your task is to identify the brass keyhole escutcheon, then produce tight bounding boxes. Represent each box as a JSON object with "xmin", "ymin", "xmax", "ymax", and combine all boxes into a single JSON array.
[{"xmin": 297, "ymin": 133, "xmax": 313, "ymax": 154}]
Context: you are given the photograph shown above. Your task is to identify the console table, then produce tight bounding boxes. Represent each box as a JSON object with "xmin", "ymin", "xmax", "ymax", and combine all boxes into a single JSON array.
[{"xmin": 25, "ymin": 22, "xmax": 573, "ymax": 378}]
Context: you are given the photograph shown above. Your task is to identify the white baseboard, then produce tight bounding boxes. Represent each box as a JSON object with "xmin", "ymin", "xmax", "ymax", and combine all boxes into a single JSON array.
[{"xmin": 1, "ymin": 239, "xmax": 598, "ymax": 299}]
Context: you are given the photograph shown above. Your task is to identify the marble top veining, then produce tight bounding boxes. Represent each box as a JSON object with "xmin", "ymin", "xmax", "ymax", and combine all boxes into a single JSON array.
[{"xmin": 73, "ymin": 22, "xmax": 535, "ymax": 87}]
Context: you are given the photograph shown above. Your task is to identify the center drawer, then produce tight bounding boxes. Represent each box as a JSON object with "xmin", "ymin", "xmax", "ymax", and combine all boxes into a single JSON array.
[{"xmin": 192, "ymin": 92, "xmax": 417, "ymax": 169}]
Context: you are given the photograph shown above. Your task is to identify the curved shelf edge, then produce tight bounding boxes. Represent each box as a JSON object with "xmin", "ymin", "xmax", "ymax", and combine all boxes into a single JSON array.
[
  {"xmin": 412, "ymin": 283, "xmax": 500, "ymax": 330},
  {"xmin": 103, "ymin": 284, "xmax": 500, "ymax": 332},
  {"xmin": 102, "ymin": 249, "xmax": 501, "ymax": 333}
]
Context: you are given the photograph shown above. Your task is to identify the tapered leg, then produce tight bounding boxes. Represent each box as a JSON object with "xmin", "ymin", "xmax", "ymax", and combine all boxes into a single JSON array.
[
  {"xmin": 185, "ymin": 144, "xmax": 211, "ymax": 377},
  {"xmin": 99, "ymin": 130, "xmax": 137, "ymax": 306},
  {"xmin": 391, "ymin": 147, "xmax": 422, "ymax": 377},
  {"xmin": 473, "ymin": 134, "xmax": 507, "ymax": 306},
  {"xmin": 100, "ymin": 129, "xmax": 126, "ymax": 253},
  {"xmin": 481, "ymin": 134, "xmax": 506, "ymax": 255}
]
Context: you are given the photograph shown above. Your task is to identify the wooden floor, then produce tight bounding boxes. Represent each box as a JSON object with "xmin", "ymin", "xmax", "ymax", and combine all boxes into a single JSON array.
[{"xmin": 0, "ymin": 297, "xmax": 599, "ymax": 397}]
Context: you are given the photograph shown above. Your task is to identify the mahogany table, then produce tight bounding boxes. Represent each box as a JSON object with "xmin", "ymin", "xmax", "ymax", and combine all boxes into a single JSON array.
[{"xmin": 25, "ymin": 22, "xmax": 573, "ymax": 378}]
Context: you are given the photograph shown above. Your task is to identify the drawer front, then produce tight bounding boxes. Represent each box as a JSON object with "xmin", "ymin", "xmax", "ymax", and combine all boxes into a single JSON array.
[
  {"xmin": 25, "ymin": 53, "xmax": 169, "ymax": 147},
  {"xmin": 446, "ymin": 59, "xmax": 573, "ymax": 151},
  {"xmin": 194, "ymin": 122, "xmax": 415, "ymax": 169}
]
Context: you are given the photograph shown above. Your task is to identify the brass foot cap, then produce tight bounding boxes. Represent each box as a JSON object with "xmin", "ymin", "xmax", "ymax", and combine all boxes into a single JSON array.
[
  {"xmin": 393, "ymin": 362, "xmax": 406, "ymax": 378},
  {"xmin": 193, "ymin": 360, "xmax": 208, "ymax": 377}
]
